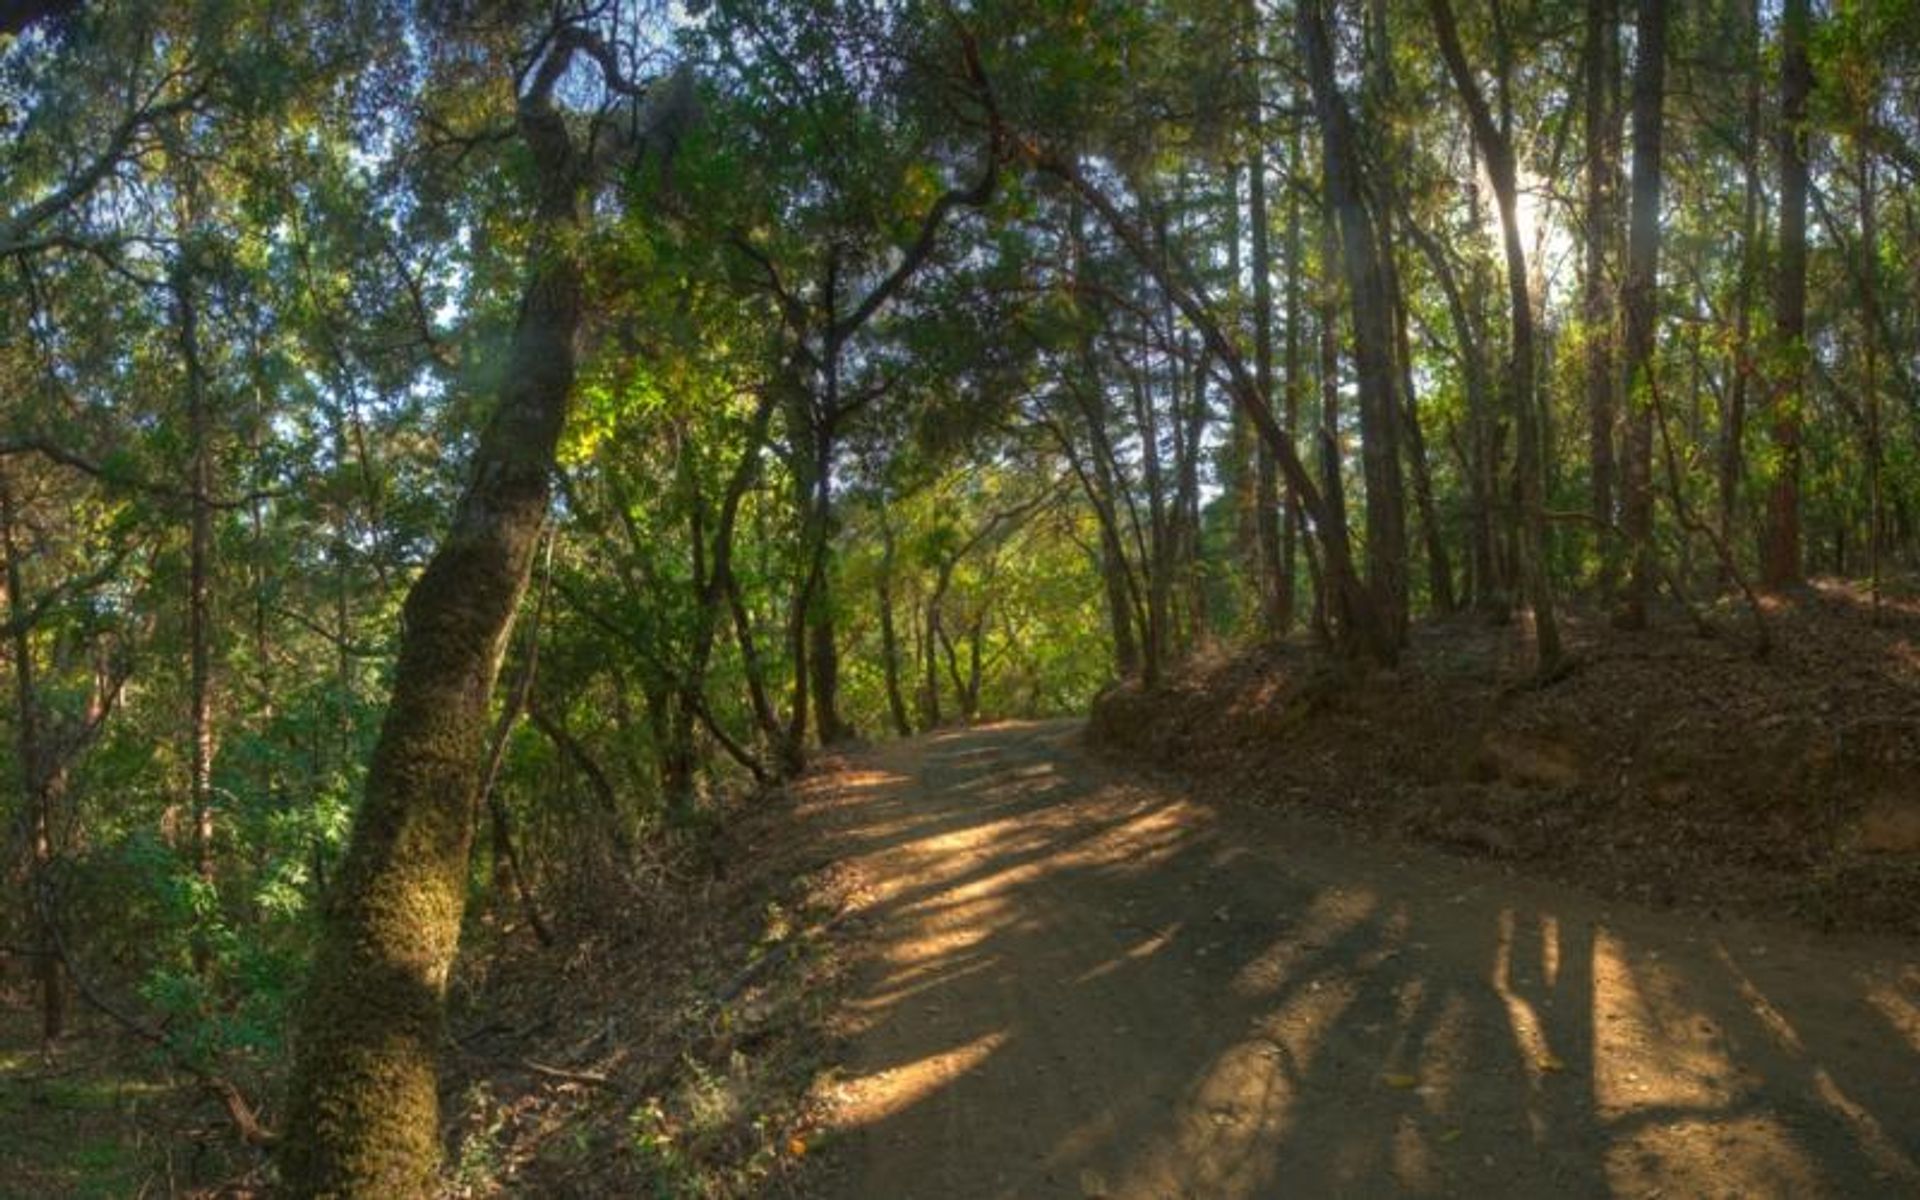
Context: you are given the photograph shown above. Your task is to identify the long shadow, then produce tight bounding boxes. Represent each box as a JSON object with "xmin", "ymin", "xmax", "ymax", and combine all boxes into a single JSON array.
[{"xmin": 811, "ymin": 721, "xmax": 1920, "ymax": 1198}]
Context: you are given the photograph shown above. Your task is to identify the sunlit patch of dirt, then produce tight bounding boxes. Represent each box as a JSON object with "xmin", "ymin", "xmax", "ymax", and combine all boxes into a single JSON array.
[{"xmin": 804, "ymin": 721, "xmax": 1920, "ymax": 1199}]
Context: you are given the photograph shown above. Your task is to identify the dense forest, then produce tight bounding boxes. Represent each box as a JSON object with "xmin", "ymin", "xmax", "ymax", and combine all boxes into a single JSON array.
[{"xmin": 2, "ymin": 0, "xmax": 1918, "ymax": 1194}]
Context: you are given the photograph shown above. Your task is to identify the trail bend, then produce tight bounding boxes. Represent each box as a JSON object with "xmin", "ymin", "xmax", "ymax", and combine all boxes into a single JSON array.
[{"xmin": 800, "ymin": 720, "xmax": 1920, "ymax": 1199}]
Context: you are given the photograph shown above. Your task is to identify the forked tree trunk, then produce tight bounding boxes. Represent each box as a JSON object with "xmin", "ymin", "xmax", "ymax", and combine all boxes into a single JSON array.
[
  {"xmin": 1428, "ymin": 0, "xmax": 1564, "ymax": 671},
  {"xmin": 1299, "ymin": 0, "xmax": 1408, "ymax": 648}
]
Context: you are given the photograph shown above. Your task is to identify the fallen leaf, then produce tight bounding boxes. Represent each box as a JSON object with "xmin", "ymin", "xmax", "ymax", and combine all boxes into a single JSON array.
[{"xmin": 1381, "ymin": 1072, "xmax": 1420, "ymax": 1089}]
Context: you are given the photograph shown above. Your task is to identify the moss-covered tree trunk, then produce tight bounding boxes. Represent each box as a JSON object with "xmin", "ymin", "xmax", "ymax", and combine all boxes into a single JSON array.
[{"xmin": 278, "ymin": 39, "xmax": 589, "ymax": 1196}]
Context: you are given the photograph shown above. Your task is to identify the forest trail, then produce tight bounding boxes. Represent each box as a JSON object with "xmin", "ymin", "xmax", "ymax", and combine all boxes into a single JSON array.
[{"xmin": 801, "ymin": 721, "xmax": 1920, "ymax": 1199}]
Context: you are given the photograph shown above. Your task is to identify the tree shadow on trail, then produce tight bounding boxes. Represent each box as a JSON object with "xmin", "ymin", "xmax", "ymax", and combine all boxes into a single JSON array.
[{"xmin": 808, "ymin": 721, "xmax": 1920, "ymax": 1199}]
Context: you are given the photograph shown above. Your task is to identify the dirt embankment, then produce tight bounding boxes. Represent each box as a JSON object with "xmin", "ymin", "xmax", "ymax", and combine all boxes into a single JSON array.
[{"xmin": 1089, "ymin": 582, "xmax": 1920, "ymax": 933}]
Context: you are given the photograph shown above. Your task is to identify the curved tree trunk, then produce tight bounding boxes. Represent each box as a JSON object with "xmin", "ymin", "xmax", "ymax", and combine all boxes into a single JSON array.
[{"xmin": 279, "ymin": 40, "xmax": 592, "ymax": 1194}]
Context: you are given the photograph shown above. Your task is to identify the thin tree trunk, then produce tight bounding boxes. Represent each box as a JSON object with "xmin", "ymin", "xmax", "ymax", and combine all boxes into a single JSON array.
[
  {"xmin": 177, "ymin": 268, "xmax": 218, "ymax": 953},
  {"xmin": 1860, "ymin": 139, "xmax": 1881, "ymax": 616},
  {"xmin": 877, "ymin": 512, "xmax": 914, "ymax": 737},
  {"xmin": 1428, "ymin": 0, "xmax": 1562, "ymax": 669},
  {"xmin": 1317, "ymin": 207, "xmax": 1350, "ymax": 635},
  {"xmin": 1131, "ymin": 337, "xmax": 1170, "ymax": 685},
  {"xmin": 1388, "ymin": 228, "xmax": 1455, "ymax": 613},
  {"xmin": 1249, "ymin": 117, "xmax": 1286, "ymax": 634},
  {"xmin": 1278, "ymin": 107, "xmax": 1305, "ymax": 633}
]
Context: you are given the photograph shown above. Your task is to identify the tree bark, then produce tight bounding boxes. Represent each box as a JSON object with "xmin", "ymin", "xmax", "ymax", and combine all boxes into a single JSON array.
[
  {"xmin": 1763, "ymin": 0, "xmax": 1811, "ymax": 587},
  {"xmin": 1584, "ymin": 0, "xmax": 1621, "ymax": 594},
  {"xmin": 1720, "ymin": 0, "xmax": 1762, "ymax": 574},
  {"xmin": 280, "ymin": 33, "xmax": 601, "ymax": 1194},
  {"xmin": 1427, "ymin": 0, "xmax": 1563, "ymax": 668},
  {"xmin": 1249, "ymin": 134, "xmax": 1286, "ymax": 635},
  {"xmin": 1615, "ymin": 0, "xmax": 1669, "ymax": 628},
  {"xmin": 1298, "ymin": 0, "xmax": 1408, "ymax": 646},
  {"xmin": 176, "ymin": 266, "xmax": 219, "ymax": 958},
  {"xmin": 1279, "ymin": 108, "xmax": 1306, "ymax": 633},
  {"xmin": 877, "ymin": 512, "xmax": 915, "ymax": 737}
]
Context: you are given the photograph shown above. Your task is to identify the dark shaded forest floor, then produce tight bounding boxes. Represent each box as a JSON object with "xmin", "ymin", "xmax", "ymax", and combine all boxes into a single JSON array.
[
  {"xmin": 0, "ymin": 790, "xmax": 857, "ymax": 1197},
  {"xmin": 1092, "ymin": 578, "xmax": 1920, "ymax": 935}
]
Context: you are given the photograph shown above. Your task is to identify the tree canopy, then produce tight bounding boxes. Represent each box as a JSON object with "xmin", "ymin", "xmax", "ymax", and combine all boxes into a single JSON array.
[{"xmin": 2, "ymin": 0, "xmax": 1918, "ymax": 1190}]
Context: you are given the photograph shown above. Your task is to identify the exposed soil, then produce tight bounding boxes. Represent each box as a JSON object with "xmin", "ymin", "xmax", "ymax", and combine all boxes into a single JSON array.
[
  {"xmin": 804, "ymin": 720, "xmax": 1920, "ymax": 1198},
  {"xmin": 1089, "ymin": 582, "xmax": 1920, "ymax": 934}
]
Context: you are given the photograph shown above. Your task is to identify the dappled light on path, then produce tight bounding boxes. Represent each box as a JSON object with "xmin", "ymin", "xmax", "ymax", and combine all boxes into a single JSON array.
[{"xmin": 802, "ymin": 722, "xmax": 1920, "ymax": 1198}]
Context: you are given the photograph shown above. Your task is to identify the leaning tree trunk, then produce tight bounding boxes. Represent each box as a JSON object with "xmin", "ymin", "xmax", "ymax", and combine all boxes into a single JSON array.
[{"xmin": 280, "ymin": 44, "xmax": 591, "ymax": 1194}]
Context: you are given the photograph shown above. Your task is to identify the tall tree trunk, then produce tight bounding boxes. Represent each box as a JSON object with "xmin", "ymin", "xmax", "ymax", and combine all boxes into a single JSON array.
[
  {"xmin": 1720, "ymin": 0, "xmax": 1762, "ymax": 572},
  {"xmin": 1278, "ymin": 107, "xmax": 1305, "ymax": 634},
  {"xmin": 1388, "ymin": 227, "xmax": 1455, "ymax": 614},
  {"xmin": 1860, "ymin": 140, "xmax": 1881, "ymax": 614},
  {"xmin": 1249, "ymin": 118, "xmax": 1286, "ymax": 635},
  {"xmin": 1078, "ymin": 394, "xmax": 1143, "ymax": 676},
  {"xmin": 922, "ymin": 581, "xmax": 945, "ymax": 727},
  {"xmin": 1614, "ymin": 0, "xmax": 1669, "ymax": 628},
  {"xmin": 281, "ymin": 38, "xmax": 596, "ymax": 1193},
  {"xmin": 1763, "ymin": 0, "xmax": 1811, "ymax": 587},
  {"xmin": 803, "ymin": 404, "xmax": 850, "ymax": 746},
  {"xmin": 1368, "ymin": 0, "xmax": 1453, "ymax": 618},
  {"xmin": 1428, "ymin": 0, "xmax": 1563, "ymax": 669},
  {"xmin": 1131, "ymin": 337, "xmax": 1170, "ymax": 685},
  {"xmin": 1176, "ymin": 337, "xmax": 1210, "ymax": 653},
  {"xmin": 1584, "ymin": 0, "xmax": 1621, "ymax": 593},
  {"xmin": 177, "ymin": 267, "xmax": 218, "ymax": 955},
  {"xmin": 1298, "ymin": 0, "xmax": 1408, "ymax": 648},
  {"xmin": 1317, "ymin": 208, "xmax": 1350, "ymax": 636}
]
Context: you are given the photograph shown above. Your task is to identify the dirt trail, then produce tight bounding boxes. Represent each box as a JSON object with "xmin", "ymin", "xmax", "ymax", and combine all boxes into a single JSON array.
[{"xmin": 799, "ymin": 721, "xmax": 1920, "ymax": 1199}]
